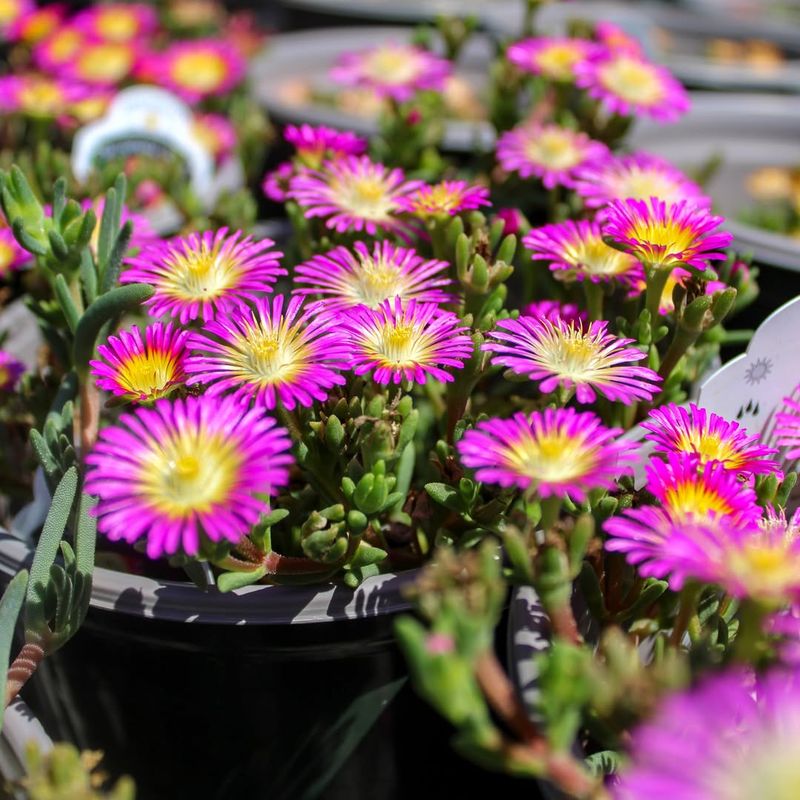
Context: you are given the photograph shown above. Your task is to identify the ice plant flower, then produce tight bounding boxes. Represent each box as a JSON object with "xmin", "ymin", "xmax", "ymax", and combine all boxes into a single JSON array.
[
  {"xmin": 0, "ymin": 74, "xmax": 88, "ymax": 117},
  {"xmin": 0, "ymin": 0, "xmax": 32, "ymax": 35},
  {"xmin": 616, "ymin": 669, "xmax": 800, "ymax": 800},
  {"xmin": 646, "ymin": 452, "xmax": 761, "ymax": 525},
  {"xmin": 642, "ymin": 403, "xmax": 782, "ymax": 476},
  {"xmin": 397, "ymin": 180, "xmax": 491, "ymax": 218},
  {"xmin": 262, "ymin": 162, "xmax": 294, "ymax": 203},
  {"xmin": 506, "ymin": 37, "xmax": 598, "ymax": 82},
  {"xmin": 775, "ymin": 392, "xmax": 800, "ymax": 460},
  {"xmin": 90, "ymin": 323, "xmax": 190, "ymax": 404},
  {"xmin": 495, "ymin": 207, "xmax": 526, "ymax": 236},
  {"xmin": 147, "ymin": 40, "xmax": 245, "ymax": 102},
  {"xmin": 524, "ymin": 219, "xmax": 643, "ymax": 286},
  {"xmin": 330, "ymin": 41, "xmax": 452, "ymax": 102},
  {"xmin": 192, "ymin": 113, "xmax": 237, "ymax": 164},
  {"xmin": 294, "ymin": 241, "xmax": 452, "ymax": 311},
  {"xmin": 345, "ymin": 297, "xmax": 472, "ymax": 385},
  {"xmin": 0, "ymin": 351, "xmax": 25, "ymax": 392},
  {"xmin": 6, "ymin": 3, "xmax": 63, "ymax": 45},
  {"xmin": 0, "ymin": 227, "xmax": 28, "ymax": 278},
  {"xmin": 575, "ymin": 51, "xmax": 689, "ymax": 122},
  {"xmin": 522, "ymin": 300, "xmax": 587, "ymax": 328},
  {"xmin": 573, "ymin": 152, "xmax": 711, "ymax": 213},
  {"xmin": 85, "ymin": 395, "xmax": 293, "ymax": 559},
  {"xmin": 604, "ymin": 197, "xmax": 733, "ymax": 272},
  {"xmin": 63, "ymin": 40, "xmax": 138, "ymax": 86},
  {"xmin": 288, "ymin": 155, "xmax": 422, "ymax": 238},
  {"xmin": 284, "ymin": 123, "xmax": 366, "ymax": 168},
  {"xmin": 594, "ymin": 21, "xmax": 644, "ymax": 56},
  {"xmin": 457, "ymin": 408, "xmax": 636, "ymax": 499},
  {"xmin": 483, "ymin": 317, "xmax": 661, "ymax": 404},
  {"xmin": 495, "ymin": 122, "xmax": 609, "ymax": 189},
  {"xmin": 72, "ymin": 3, "xmax": 158, "ymax": 43},
  {"xmin": 186, "ymin": 295, "xmax": 350, "ymax": 410},
  {"xmin": 33, "ymin": 25, "xmax": 84, "ymax": 71},
  {"xmin": 122, "ymin": 229, "xmax": 285, "ymax": 324}
]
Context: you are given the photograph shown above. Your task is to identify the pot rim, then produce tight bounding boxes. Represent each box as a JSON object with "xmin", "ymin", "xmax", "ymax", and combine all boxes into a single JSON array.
[
  {"xmin": 0, "ymin": 533, "xmax": 416, "ymax": 626},
  {"xmin": 0, "ymin": 698, "xmax": 53, "ymax": 784}
]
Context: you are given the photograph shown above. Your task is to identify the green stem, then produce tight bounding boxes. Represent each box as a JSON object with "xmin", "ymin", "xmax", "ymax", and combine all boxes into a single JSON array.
[
  {"xmin": 669, "ymin": 581, "xmax": 701, "ymax": 647},
  {"xmin": 539, "ymin": 494, "xmax": 562, "ymax": 532},
  {"xmin": 645, "ymin": 265, "xmax": 671, "ymax": 324},
  {"xmin": 583, "ymin": 280, "xmax": 604, "ymax": 322},
  {"xmin": 731, "ymin": 598, "xmax": 768, "ymax": 663},
  {"xmin": 658, "ymin": 326, "xmax": 701, "ymax": 383}
]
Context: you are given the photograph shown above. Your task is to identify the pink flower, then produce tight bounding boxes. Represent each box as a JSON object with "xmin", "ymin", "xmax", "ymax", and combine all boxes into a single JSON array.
[
  {"xmin": 397, "ymin": 180, "xmax": 491, "ymax": 217},
  {"xmin": 507, "ymin": 37, "xmax": 599, "ymax": 82}
]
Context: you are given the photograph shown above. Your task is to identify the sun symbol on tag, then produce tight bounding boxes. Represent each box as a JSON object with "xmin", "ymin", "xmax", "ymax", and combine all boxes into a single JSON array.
[{"xmin": 744, "ymin": 357, "xmax": 772, "ymax": 386}]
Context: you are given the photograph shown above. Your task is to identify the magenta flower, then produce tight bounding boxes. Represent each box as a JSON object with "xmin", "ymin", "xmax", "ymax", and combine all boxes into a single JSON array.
[
  {"xmin": 33, "ymin": 25, "xmax": 84, "ymax": 71},
  {"xmin": 72, "ymin": 3, "xmax": 158, "ymax": 42},
  {"xmin": 483, "ymin": 317, "xmax": 661, "ymax": 404},
  {"xmin": 330, "ymin": 41, "xmax": 452, "ymax": 102},
  {"xmin": 91, "ymin": 323, "xmax": 190, "ymax": 404},
  {"xmin": 522, "ymin": 300, "xmax": 587, "ymax": 329},
  {"xmin": 594, "ymin": 22, "xmax": 644, "ymax": 56},
  {"xmin": 397, "ymin": 180, "xmax": 491, "ymax": 217},
  {"xmin": 642, "ymin": 403, "xmax": 782, "ymax": 476},
  {"xmin": 507, "ymin": 37, "xmax": 599, "ymax": 82},
  {"xmin": 0, "ymin": 0, "xmax": 34, "ymax": 36},
  {"xmin": 85, "ymin": 396, "xmax": 293, "ymax": 559},
  {"xmin": 496, "ymin": 122, "xmax": 609, "ymax": 189},
  {"xmin": 646, "ymin": 452, "xmax": 761, "ymax": 525},
  {"xmin": 603, "ymin": 197, "xmax": 733, "ymax": 271},
  {"xmin": 495, "ymin": 208, "xmax": 526, "ymax": 236},
  {"xmin": 573, "ymin": 152, "xmax": 711, "ymax": 214},
  {"xmin": 62, "ymin": 40, "xmax": 139, "ymax": 86},
  {"xmin": 143, "ymin": 40, "xmax": 245, "ymax": 101},
  {"xmin": 775, "ymin": 393, "xmax": 800, "ymax": 460},
  {"xmin": 0, "ymin": 74, "xmax": 89, "ymax": 117},
  {"xmin": 524, "ymin": 219, "xmax": 643, "ymax": 286},
  {"xmin": 458, "ymin": 408, "xmax": 636, "ymax": 499},
  {"xmin": 616, "ymin": 669, "xmax": 800, "ymax": 800},
  {"xmin": 262, "ymin": 161, "xmax": 294, "ymax": 203},
  {"xmin": 192, "ymin": 113, "xmax": 237, "ymax": 164},
  {"xmin": 575, "ymin": 51, "xmax": 689, "ymax": 123},
  {"xmin": 186, "ymin": 295, "xmax": 350, "ymax": 410},
  {"xmin": 288, "ymin": 155, "xmax": 422, "ymax": 239},
  {"xmin": 284, "ymin": 123, "xmax": 366, "ymax": 167},
  {"xmin": 294, "ymin": 241, "xmax": 452, "ymax": 311},
  {"xmin": 6, "ymin": 3, "xmax": 63, "ymax": 45},
  {"xmin": 0, "ymin": 227, "xmax": 29, "ymax": 278},
  {"xmin": 0, "ymin": 351, "xmax": 25, "ymax": 392},
  {"xmin": 345, "ymin": 297, "xmax": 472, "ymax": 385},
  {"xmin": 122, "ymin": 229, "xmax": 285, "ymax": 324}
]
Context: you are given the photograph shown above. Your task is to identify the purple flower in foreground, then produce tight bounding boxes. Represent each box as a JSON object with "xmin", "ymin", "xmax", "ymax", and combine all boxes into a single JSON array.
[
  {"xmin": 85, "ymin": 396, "xmax": 293, "ymax": 558},
  {"xmin": 0, "ymin": 351, "xmax": 25, "ymax": 392}
]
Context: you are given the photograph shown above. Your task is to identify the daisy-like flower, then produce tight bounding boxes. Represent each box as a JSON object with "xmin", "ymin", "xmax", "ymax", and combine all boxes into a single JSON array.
[
  {"xmin": 574, "ymin": 51, "xmax": 689, "ymax": 123},
  {"xmin": 397, "ymin": 180, "xmax": 491, "ymax": 218},
  {"xmin": 642, "ymin": 402, "xmax": 782, "ymax": 476},
  {"xmin": 0, "ymin": 74, "xmax": 88, "ymax": 117},
  {"xmin": 122, "ymin": 229, "xmax": 285, "ymax": 324},
  {"xmin": 284, "ymin": 123, "xmax": 366, "ymax": 168},
  {"xmin": 457, "ymin": 408, "xmax": 636, "ymax": 499},
  {"xmin": 573, "ymin": 152, "xmax": 711, "ymax": 213},
  {"xmin": 62, "ymin": 40, "xmax": 139, "ymax": 86},
  {"xmin": 72, "ymin": 3, "xmax": 158, "ymax": 43},
  {"xmin": 192, "ymin": 113, "xmax": 237, "ymax": 164},
  {"xmin": 775, "ymin": 393, "xmax": 800, "ymax": 460},
  {"xmin": 522, "ymin": 300, "xmax": 587, "ymax": 328},
  {"xmin": 288, "ymin": 155, "xmax": 421, "ymax": 239},
  {"xmin": 91, "ymin": 323, "xmax": 190, "ymax": 404},
  {"xmin": 85, "ymin": 395, "xmax": 293, "ymax": 559},
  {"xmin": 262, "ymin": 161, "xmax": 294, "ymax": 203},
  {"xmin": 294, "ymin": 241, "xmax": 452, "ymax": 311},
  {"xmin": 186, "ymin": 295, "xmax": 350, "ymax": 410},
  {"xmin": 0, "ymin": 351, "xmax": 25, "ymax": 392},
  {"xmin": 594, "ymin": 22, "xmax": 644, "ymax": 56},
  {"xmin": 0, "ymin": 227, "xmax": 29, "ymax": 278},
  {"xmin": 145, "ymin": 40, "xmax": 245, "ymax": 102},
  {"xmin": 506, "ymin": 37, "xmax": 599, "ymax": 82},
  {"xmin": 495, "ymin": 207, "xmax": 525, "ymax": 236},
  {"xmin": 345, "ymin": 297, "xmax": 472, "ymax": 385},
  {"xmin": 6, "ymin": 3, "xmax": 63, "ymax": 45},
  {"xmin": 616, "ymin": 669, "xmax": 800, "ymax": 800},
  {"xmin": 330, "ymin": 41, "xmax": 452, "ymax": 103},
  {"xmin": 646, "ymin": 452, "xmax": 761, "ymax": 525},
  {"xmin": 0, "ymin": 0, "xmax": 33, "ymax": 35},
  {"xmin": 483, "ymin": 317, "xmax": 661, "ymax": 404},
  {"xmin": 495, "ymin": 122, "xmax": 609, "ymax": 189},
  {"xmin": 33, "ymin": 26, "xmax": 84, "ymax": 72},
  {"xmin": 524, "ymin": 219, "xmax": 643, "ymax": 287},
  {"xmin": 604, "ymin": 197, "xmax": 733, "ymax": 271}
]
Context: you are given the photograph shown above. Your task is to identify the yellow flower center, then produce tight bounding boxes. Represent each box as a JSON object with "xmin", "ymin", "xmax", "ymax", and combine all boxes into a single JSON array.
[
  {"xmin": 138, "ymin": 432, "xmax": 241, "ymax": 517},
  {"xmin": 664, "ymin": 480, "xmax": 732, "ymax": 517},
  {"xmin": 227, "ymin": 321, "xmax": 308, "ymax": 388},
  {"xmin": 351, "ymin": 255, "xmax": 403, "ymax": 306},
  {"xmin": 116, "ymin": 350, "xmax": 181, "ymax": 401},
  {"xmin": 20, "ymin": 11, "xmax": 58, "ymax": 43},
  {"xmin": 559, "ymin": 235, "xmax": 637, "ymax": 277},
  {"xmin": 505, "ymin": 429, "xmax": 597, "ymax": 484},
  {"xmin": 0, "ymin": 241, "xmax": 15, "ymax": 276},
  {"xmin": 721, "ymin": 745, "xmax": 800, "ymax": 800},
  {"xmin": 630, "ymin": 217, "xmax": 696, "ymax": 253},
  {"xmin": 18, "ymin": 81, "xmax": 64, "ymax": 114},
  {"xmin": 78, "ymin": 44, "xmax": 133, "ymax": 82},
  {"xmin": 675, "ymin": 429, "xmax": 743, "ymax": 468},
  {"xmin": 172, "ymin": 52, "xmax": 227, "ymax": 92},
  {"xmin": 525, "ymin": 130, "xmax": 583, "ymax": 170},
  {"xmin": 364, "ymin": 47, "xmax": 422, "ymax": 85},
  {"xmin": 46, "ymin": 29, "xmax": 82, "ymax": 62},
  {"xmin": 536, "ymin": 45, "xmax": 581, "ymax": 80},
  {"xmin": 163, "ymin": 245, "xmax": 242, "ymax": 302},
  {"xmin": 600, "ymin": 56, "xmax": 664, "ymax": 105},
  {"xmin": 379, "ymin": 322, "xmax": 421, "ymax": 364},
  {"xmin": 617, "ymin": 169, "xmax": 682, "ymax": 202},
  {"xmin": 0, "ymin": 0, "xmax": 20, "ymax": 25},
  {"xmin": 96, "ymin": 9, "xmax": 139, "ymax": 41},
  {"xmin": 0, "ymin": 367, "xmax": 8, "ymax": 387},
  {"xmin": 531, "ymin": 325, "xmax": 613, "ymax": 385},
  {"xmin": 337, "ymin": 176, "xmax": 393, "ymax": 221}
]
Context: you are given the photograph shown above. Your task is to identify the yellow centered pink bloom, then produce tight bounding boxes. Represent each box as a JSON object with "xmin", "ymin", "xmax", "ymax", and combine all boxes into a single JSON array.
[
  {"xmin": 397, "ymin": 180, "xmax": 491, "ymax": 217},
  {"xmin": 507, "ymin": 37, "xmax": 599, "ymax": 82},
  {"xmin": 6, "ymin": 3, "xmax": 62, "ymax": 44},
  {"xmin": 85, "ymin": 395, "xmax": 293, "ymax": 559},
  {"xmin": 0, "ymin": 351, "xmax": 25, "ymax": 392},
  {"xmin": 63, "ymin": 40, "xmax": 139, "ymax": 86},
  {"xmin": 72, "ymin": 3, "xmax": 158, "ymax": 42},
  {"xmin": 457, "ymin": 408, "xmax": 637, "ymax": 500}
]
